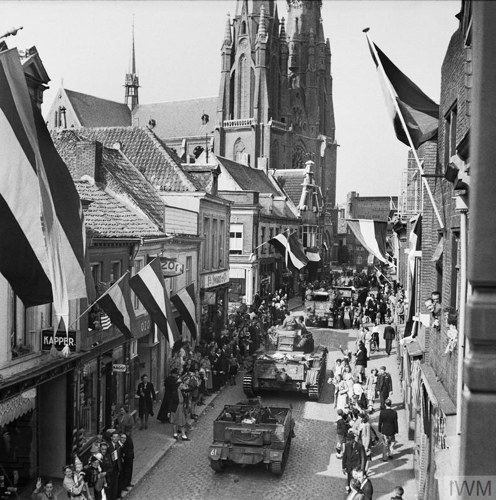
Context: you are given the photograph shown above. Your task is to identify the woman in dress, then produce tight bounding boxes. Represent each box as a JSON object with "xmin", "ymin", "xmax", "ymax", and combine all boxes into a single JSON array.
[
  {"xmin": 343, "ymin": 365, "xmax": 355, "ymax": 400},
  {"xmin": 365, "ymin": 368, "xmax": 378, "ymax": 412},
  {"xmin": 335, "ymin": 374, "xmax": 349, "ymax": 411},
  {"xmin": 200, "ymin": 355, "xmax": 213, "ymax": 394},
  {"xmin": 62, "ymin": 465, "xmax": 85, "ymax": 500},
  {"xmin": 358, "ymin": 413, "xmax": 372, "ymax": 473},
  {"xmin": 169, "ymin": 379, "xmax": 190, "ymax": 441}
]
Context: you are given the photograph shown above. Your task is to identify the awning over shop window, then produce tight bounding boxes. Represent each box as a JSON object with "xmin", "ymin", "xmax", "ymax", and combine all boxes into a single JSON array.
[
  {"xmin": 405, "ymin": 339, "xmax": 424, "ymax": 357},
  {"xmin": 0, "ymin": 389, "xmax": 36, "ymax": 427},
  {"xmin": 431, "ymin": 237, "xmax": 444, "ymax": 262}
]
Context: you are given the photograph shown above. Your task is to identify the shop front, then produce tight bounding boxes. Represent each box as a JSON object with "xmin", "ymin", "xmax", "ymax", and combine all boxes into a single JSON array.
[{"xmin": 200, "ymin": 270, "xmax": 229, "ymax": 342}]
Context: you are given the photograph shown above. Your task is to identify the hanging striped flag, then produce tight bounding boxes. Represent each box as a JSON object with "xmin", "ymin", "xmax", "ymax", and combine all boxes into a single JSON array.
[
  {"xmin": 0, "ymin": 49, "xmax": 87, "ymax": 324},
  {"xmin": 129, "ymin": 257, "xmax": 180, "ymax": 345},
  {"xmin": 171, "ymin": 283, "xmax": 197, "ymax": 339},
  {"xmin": 346, "ymin": 219, "xmax": 389, "ymax": 264},
  {"xmin": 268, "ymin": 232, "xmax": 308, "ymax": 270},
  {"xmin": 366, "ymin": 37, "xmax": 439, "ymax": 149},
  {"xmin": 97, "ymin": 273, "xmax": 134, "ymax": 337}
]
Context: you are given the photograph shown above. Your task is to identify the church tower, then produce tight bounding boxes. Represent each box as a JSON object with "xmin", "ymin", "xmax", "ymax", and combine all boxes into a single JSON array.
[
  {"xmin": 124, "ymin": 22, "xmax": 140, "ymax": 111},
  {"xmin": 215, "ymin": 0, "xmax": 336, "ymax": 208}
]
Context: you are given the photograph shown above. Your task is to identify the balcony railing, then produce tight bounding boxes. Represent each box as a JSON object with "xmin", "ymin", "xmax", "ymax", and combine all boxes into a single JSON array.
[{"xmin": 223, "ymin": 118, "xmax": 256, "ymax": 128}]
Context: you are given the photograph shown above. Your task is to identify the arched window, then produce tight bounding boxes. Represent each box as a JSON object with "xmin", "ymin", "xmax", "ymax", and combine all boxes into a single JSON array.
[
  {"xmin": 240, "ymin": 21, "xmax": 247, "ymax": 35},
  {"xmin": 239, "ymin": 54, "xmax": 249, "ymax": 118}
]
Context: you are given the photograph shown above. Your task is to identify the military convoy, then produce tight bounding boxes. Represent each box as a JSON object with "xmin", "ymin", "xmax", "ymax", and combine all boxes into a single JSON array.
[
  {"xmin": 243, "ymin": 328, "xmax": 328, "ymax": 400},
  {"xmin": 209, "ymin": 399, "xmax": 295, "ymax": 476}
]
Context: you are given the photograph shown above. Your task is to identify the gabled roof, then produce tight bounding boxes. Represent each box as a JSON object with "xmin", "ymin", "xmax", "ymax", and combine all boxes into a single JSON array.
[
  {"xmin": 76, "ymin": 127, "xmax": 198, "ymax": 192},
  {"xmin": 64, "ymin": 89, "xmax": 132, "ymax": 127},
  {"xmin": 52, "ymin": 129, "xmax": 166, "ymax": 231},
  {"xmin": 75, "ymin": 180, "xmax": 164, "ymax": 239},
  {"xmin": 132, "ymin": 97, "xmax": 218, "ymax": 139},
  {"xmin": 216, "ymin": 155, "xmax": 280, "ymax": 195},
  {"xmin": 273, "ymin": 169, "xmax": 306, "ymax": 206}
]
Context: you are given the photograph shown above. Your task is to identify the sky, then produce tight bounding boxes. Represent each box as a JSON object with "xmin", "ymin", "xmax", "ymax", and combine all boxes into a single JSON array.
[{"xmin": 3, "ymin": 0, "xmax": 460, "ymax": 204}]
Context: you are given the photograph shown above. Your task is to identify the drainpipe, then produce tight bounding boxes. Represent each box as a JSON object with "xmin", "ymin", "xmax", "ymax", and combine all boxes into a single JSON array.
[{"xmin": 456, "ymin": 197, "xmax": 468, "ymax": 435}]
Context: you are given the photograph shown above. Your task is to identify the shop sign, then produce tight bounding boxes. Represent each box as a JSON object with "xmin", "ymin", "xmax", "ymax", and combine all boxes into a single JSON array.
[
  {"xmin": 112, "ymin": 364, "xmax": 127, "ymax": 373},
  {"xmin": 201, "ymin": 270, "xmax": 230, "ymax": 289},
  {"xmin": 41, "ymin": 329, "xmax": 76, "ymax": 352},
  {"xmin": 135, "ymin": 315, "xmax": 152, "ymax": 337},
  {"xmin": 260, "ymin": 276, "xmax": 271, "ymax": 285},
  {"xmin": 160, "ymin": 257, "xmax": 184, "ymax": 277}
]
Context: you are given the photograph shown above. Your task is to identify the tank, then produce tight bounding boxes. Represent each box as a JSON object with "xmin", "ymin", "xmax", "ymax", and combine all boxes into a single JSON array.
[
  {"xmin": 243, "ymin": 328, "xmax": 328, "ymax": 400},
  {"xmin": 209, "ymin": 399, "xmax": 294, "ymax": 476}
]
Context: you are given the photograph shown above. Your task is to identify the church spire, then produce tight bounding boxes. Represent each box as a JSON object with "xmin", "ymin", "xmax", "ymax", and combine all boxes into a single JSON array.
[
  {"xmin": 124, "ymin": 18, "xmax": 140, "ymax": 111},
  {"xmin": 258, "ymin": 4, "xmax": 267, "ymax": 39},
  {"xmin": 224, "ymin": 12, "xmax": 232, "ymax": 45}
]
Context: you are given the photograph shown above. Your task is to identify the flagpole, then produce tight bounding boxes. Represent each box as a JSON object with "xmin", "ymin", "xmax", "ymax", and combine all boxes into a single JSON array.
[
  {"xmin": 68, "ymin": 271, "xmax": 130, "ymax": 329},
  {"xmin": 363, "ymin": 28, "xmax": 444, "ymax": 230}
]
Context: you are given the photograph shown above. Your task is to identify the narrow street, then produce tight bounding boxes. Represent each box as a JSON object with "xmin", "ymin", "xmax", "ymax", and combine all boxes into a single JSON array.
[
  {"xmin": 126, "ymin": 325, "xmax": 414, "ymax": 500},
  {"xmin": 127, "ymin": 327, "xmax": 348, "ymax": 500}
]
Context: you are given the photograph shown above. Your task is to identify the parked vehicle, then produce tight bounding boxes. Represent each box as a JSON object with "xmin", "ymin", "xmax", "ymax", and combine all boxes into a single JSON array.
[
  {"xmin": 305, "ymin": 289, "xmax": 334, "ymax": 326},
  {"xmin": 209, "ymin": 399, "xmax": 294, "ymax": 476},
  {"xmin": 243, "ymin": 328, "xmax": 328, "ymax": 400}
]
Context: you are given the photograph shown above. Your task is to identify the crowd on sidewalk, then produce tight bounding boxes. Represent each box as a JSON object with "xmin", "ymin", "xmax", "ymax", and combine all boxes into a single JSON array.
[{"xmin": 328, "ymin": 282, "xmax": 407, "ymax": 500}]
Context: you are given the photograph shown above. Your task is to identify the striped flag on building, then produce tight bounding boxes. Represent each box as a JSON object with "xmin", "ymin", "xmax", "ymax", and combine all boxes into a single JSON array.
[
  {"xmin": 346, "ymin": 219, "xmax": 389, "ymax": 264},
  {"xmin": 0, "ymin": 49, "xmax": 87, "ymax": 325},
  {"xmin": 129, "ymin": 258, "xmax": 180, "ymax": 345},
  {"xmin": 97, "ymin": 274, "xmax": 134, "ymax": 337},
  {"xmin": 268, "ymin": 232, "xmax": 308, "ymax": 270},
  {"xmin": 171, "ymin": 283, "xmax": 197, "ymax": 339}
]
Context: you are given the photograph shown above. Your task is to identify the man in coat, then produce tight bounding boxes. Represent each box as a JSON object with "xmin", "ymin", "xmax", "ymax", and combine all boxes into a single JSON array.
[
  {"xmin": 342, "ymin": 431, "xmax": 366, "ymax": 493},
  {"xmin": 383, "ymin": 322, "xmax": 396, "ymax": 356},
  {"xmin": 354, "ymin": 467, "xmax": 374, "ymax": 500},
  {"xmin": 136, "ymin": 374, "xmax": 156, "ymax": 430},
  {"xmin": 354, "ymin": 341, "xmax": 368, "ymax": 383},
  {"xmin": 378, "ymin": 399, "xmax": 398, "ymax": 460},
  {"xmin": 107, "ymin": 431, "xmax": 122, "ymax": 500},
  {"xmin": 376, "ymin": 366, "xmax": 393, "ymax": 409}
]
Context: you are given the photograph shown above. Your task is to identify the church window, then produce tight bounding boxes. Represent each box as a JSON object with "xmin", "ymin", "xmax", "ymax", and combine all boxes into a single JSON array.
[
  {"xmin": 240, "ymin": 21, "xmax": 247, "ymax": 35},
  {"xmin": 239, "ymin": 54, "xmax": 250, "ymax": 118},
  {"xmin": 292, "ymin": 145, "xmax": 306, "ymax": 169}
]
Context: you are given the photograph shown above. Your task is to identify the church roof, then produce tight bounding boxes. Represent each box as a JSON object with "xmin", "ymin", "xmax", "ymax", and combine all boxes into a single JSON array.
[
  {"xmin": 65, "ymin": 89, "xmax": 132, "ymax": 127},
  {"xmin": 273, "ymin": 169, "xmax": 305, "ymax": 206},
  {"xmin": 52, "ymin": 129, "xmax": 166, "ymax": 231},
  {"xmin": 75, "ymin": 181, "xmax": 164, "ymax": 239},
  {"xmin": 216, "ymin": 155, "xmax": 280, "ymax": 195},
  {"xmin": 132, "ymin": 97, "xmax": 218, "ymax": 139},
  {"xmin": 76, "ymin": 127, "xmax": 198, "ymax": 192}
]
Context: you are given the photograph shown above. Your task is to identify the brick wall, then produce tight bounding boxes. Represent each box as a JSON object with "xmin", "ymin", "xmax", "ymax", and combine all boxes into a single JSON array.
[{"xmin": 424, "ymin": 27, "xmax": 469, "ymax": 405}]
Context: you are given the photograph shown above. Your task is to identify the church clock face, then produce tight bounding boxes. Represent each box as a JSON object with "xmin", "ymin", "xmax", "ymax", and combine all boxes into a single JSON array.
[{"xmin": 292, "ymin": 145, "xmax": 306, "ymax": 169}]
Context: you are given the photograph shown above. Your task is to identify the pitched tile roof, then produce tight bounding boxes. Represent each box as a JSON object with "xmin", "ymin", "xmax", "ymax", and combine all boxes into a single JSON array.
[
  {"xmin": 133, "ymin": 97, "xmax": 218, "ymax": 139},
  {"xmin": 216, "ymin": 156, "xmax": 280, "ymax": 195},
  {"xmin": 75, "ymin": 181, "xmax": 164, "ymax": 239},
  {"xmin": 181, "ymin": 164, "xmax": 218, "ymax": 192},
  {"xmin": 76, "ymin": 127, "xmax": 198, "ymax": 192},
  {"xmin": 65, "ymin": 89, "xmax": 132, "ymax": 127},
  {"xmin": 273, "ymin": 169, "xmax": 306, "ymax": 206},
  {"xmin": 52, "ymin": 129, "xmax": 166, "ymax": 231}
]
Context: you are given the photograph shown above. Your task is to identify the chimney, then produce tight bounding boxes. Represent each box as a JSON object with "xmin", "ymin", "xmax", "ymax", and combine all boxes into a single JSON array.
[{"xmin": 75, "ymin": 140, "xmax": 103, "ymax": 183}]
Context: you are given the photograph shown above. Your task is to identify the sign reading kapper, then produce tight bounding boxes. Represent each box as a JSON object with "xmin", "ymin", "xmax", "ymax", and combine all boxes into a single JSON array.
[
  {"xmin": 41, "ymin": 329, "xmax": 77, "ymax": 352},
  {"xmin": 160, "ymin": 257, "xmax": 184, "ymax": 277}
]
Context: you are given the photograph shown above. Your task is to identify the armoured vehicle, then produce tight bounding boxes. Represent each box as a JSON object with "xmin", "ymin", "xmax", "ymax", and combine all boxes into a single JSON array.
[
  {"xmin": 209, "ymin": 399, "xmax": 294, "ymax": 476},
  {"xmin": 304, "ymin": 289, "xmax": 333, "ymax": 326},
  {"xmin": 243, "ymin": 329, "xmax": 328, "ymax": 400}
]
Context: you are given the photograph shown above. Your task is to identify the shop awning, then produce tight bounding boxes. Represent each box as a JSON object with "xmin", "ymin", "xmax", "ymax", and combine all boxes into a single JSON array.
[
  {"xmin": 405, "ymin": 339, "xmax": 424, "ymax": 357},
  {"xmin": 0, "ymin": 389, "xmax": 36, "ymax": 427},
  {"xmin": 431, "ymin": 237, "xmax": 444, "ymax": 262}
]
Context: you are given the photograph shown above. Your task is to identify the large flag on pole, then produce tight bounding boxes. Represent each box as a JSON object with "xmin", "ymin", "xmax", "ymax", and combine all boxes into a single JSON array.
[
  {"xmin": 366, "ymin": 38, "xmax": 439, "ymax": 149},
  {"xmin": 171, "ymin": 283, "xmax": 197, "ymax": 340},
  {"xmin": 98, "ymin": 273, "xmax": 134, "ymax": 338},
  {"xmin": 268, "ymin": 232, "xmax": 308, "ymax": 270},
  {"xmin": 0, "ymin": 48, "xmax": 87, "ymax": 325},
  {"xmin": 129, "ymin": 258, "xmax": 180, "ymax": 345},
  {"xmin": 346, "ymin": 219, "xmax": 389, "ymax": 264}
]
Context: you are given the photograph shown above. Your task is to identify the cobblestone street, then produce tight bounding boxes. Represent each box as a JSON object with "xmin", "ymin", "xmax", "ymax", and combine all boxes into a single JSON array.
[{"xmin": 125, "ymin": 325, "xmax": 415, "ymax": 500}]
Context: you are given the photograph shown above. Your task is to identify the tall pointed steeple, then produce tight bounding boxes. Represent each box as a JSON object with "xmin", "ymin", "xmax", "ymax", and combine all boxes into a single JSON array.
[
  {"xmin": 257, "ymin": 4, "xmax": 267, "ymax": 39},
  {"xmin": 124, "ymin": 18, "xmax": 140, "ymax": 111},
  {"xmin": 224, "ymin": 12, "xmax": 232, "ymax": 45}
]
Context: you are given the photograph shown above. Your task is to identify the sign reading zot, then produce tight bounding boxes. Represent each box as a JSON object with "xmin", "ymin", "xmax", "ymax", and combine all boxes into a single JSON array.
[
  {"xmin": 160, "ymin": 257, "xmax": 184, "ymax": 277},
  {"xmin": 201, "ymin": 270, "xmax": 230, "ymax": 289}
]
